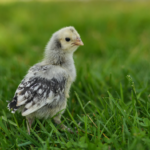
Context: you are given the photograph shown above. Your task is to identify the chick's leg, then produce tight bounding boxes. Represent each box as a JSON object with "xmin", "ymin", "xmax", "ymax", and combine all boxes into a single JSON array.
[
  {"xmin": 53, "ymin": 115, "xmax": 73, "ymax": 133},
  {"xmin": 26, "ymin": 117, "xmax": 34, "ymax": 135}
]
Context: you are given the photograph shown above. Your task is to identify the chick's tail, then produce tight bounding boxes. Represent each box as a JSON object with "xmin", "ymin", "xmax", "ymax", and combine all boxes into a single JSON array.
[{"xmin": 7, "ymin": 98, "xmax": 18, "ymax": 113}]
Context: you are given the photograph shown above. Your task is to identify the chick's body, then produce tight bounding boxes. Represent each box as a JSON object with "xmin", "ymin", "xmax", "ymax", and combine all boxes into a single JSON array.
[
  {"xmin": 8, "ymin": 26, "xmax": 83, "ymax": 134},
  {"xmin": 22, "ymin": 63, "xmax": 73, "ymax": 119}
]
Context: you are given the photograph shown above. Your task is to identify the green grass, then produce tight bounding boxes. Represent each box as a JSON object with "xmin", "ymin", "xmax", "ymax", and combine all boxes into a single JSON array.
[{"xmin": 1, "ymin": 1, "xmax": 150, "ymax": 149}]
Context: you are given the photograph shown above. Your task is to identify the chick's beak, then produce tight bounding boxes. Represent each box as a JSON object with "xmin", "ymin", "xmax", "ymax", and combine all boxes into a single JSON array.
[{"xmin": 74, "ymin": 37, "xmax": 84, "ymax": 46}]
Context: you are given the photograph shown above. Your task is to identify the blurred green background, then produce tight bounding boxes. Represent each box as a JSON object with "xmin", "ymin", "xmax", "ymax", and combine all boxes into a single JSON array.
[{"xmin": 1, "ymin": 1, "xmax": 150, "ymax": 149}]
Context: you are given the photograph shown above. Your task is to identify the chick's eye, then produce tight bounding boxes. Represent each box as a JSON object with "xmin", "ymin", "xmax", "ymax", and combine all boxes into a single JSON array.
[{"xmin": 65, "ymin": 38, "xmax": 70, "ymax": 42}]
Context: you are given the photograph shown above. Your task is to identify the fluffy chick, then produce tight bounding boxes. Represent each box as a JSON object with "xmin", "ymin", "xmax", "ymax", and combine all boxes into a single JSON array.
[{"xmin": 7, "ymin": 26, "xmax": 83, "ymax": 134}]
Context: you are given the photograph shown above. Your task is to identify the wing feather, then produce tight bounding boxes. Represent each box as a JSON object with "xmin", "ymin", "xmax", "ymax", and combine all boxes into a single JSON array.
[{"xmin": 8, "ymin": 64, "xmax": 68, "ymax": 115}]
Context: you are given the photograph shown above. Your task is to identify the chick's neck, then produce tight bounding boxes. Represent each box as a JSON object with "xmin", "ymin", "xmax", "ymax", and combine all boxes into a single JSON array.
[{"xmin": 44, "ymin": 50, "xmax": 74, "ymax": 67}]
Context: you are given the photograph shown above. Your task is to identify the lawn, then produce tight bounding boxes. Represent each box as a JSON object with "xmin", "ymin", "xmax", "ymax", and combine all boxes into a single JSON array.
[{"xmin": 0, "ymin": 1, "xmax": 150, "ymax": 149}]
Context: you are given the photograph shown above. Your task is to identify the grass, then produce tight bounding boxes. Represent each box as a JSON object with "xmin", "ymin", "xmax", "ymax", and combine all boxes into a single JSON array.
[{"xmin": 0, "ymin": 1, "xmax": 150, "ymax": 149}]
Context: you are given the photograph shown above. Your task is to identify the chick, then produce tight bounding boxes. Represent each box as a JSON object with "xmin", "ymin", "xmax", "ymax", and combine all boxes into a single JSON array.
[{"xmin": 7, "ymin": 26, "xmax": 83, "ymax": 134}]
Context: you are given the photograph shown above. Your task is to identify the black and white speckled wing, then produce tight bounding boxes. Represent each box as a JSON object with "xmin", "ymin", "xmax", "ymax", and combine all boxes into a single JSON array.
[{"xmin": 7, "ymin": 63, "xmax": 68, "ymax": 116}]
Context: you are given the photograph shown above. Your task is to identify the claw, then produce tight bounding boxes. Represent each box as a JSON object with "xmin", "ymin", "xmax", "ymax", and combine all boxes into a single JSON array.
[
  {"xmin": 75, "ymin": 122, "xmax": 82, "ymax": 130},
  {"xmin": 66, "ymin": 127, "xmax": 74, "ymax": 134},
  {"xmin": 61, "ymin": 125, "xmax": 74, "ymax": 134},
  {"xmin": 74, "ymin": 122, "xmax": 82, "ymax": 134}
]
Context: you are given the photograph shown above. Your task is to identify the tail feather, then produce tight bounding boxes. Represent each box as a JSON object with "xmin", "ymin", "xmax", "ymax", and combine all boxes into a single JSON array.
[{"xmin": 7, "ymin": 98, "xmax": 18, "ymax": 113}]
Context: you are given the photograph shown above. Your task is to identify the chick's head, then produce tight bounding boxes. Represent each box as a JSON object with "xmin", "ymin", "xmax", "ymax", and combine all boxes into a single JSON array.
[{"xmin": 52, "ymin": 26, "xmax": 84, "ymax": 53}]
